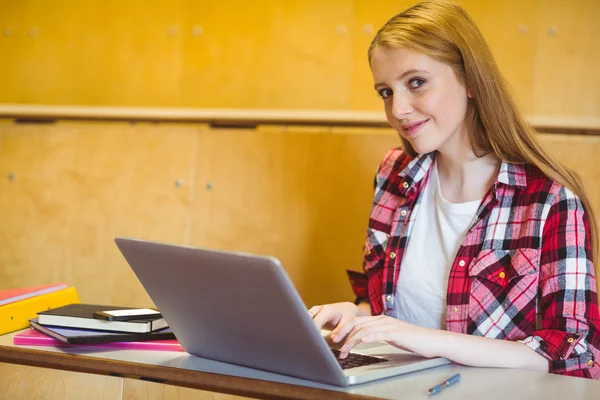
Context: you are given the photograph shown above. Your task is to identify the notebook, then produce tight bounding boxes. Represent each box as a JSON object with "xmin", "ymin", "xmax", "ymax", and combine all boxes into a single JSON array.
[
  {"xmin": 0, "ymin": 287, "xmax": 80, "ymax": 335},
  {"xmin": 114, "ymin": 237, "xmax": 451, "ymax": 387},
  {"xmin": 14, "ymin": 327, "xmax": 183, "ymax": 351},
  {"xmin": 29, "ymin": 318, "xmax": 176, "ymax": 344},
  {"xmin": 37, "ymin": 304, "xmax": 168, "ymax": 333},
  {"xmin": 0, "ymin": 283, "xmax": 68, "ymax": 307}
]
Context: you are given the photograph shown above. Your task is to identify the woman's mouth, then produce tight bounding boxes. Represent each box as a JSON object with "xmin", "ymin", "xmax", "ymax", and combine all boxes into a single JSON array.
[{"xmin": 402, "ymin": 119, "xmax": 429, "ymax": 136}]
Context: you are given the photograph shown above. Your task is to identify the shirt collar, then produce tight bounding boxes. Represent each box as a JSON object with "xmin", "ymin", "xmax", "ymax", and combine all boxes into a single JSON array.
[
  {"xmin": 397, "ymin": 152, "xmax": 528, "ymax": 191},
  {"xmin": 397, "ymin": 152, "xmax": 436, "ymax": 186},
  {"xmin": 496, "ymin": 160, "xmax": 528, "ymax": 190}
]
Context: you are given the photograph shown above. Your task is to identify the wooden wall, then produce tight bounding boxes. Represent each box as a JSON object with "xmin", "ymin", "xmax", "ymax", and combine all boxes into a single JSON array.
[
  {"xmin": 0, "ymin": 0, "xmax": 599, "ymax": 116},
  {"xmin": 1, "ymin": 122, "xmax": 599, "ymax": 308}
]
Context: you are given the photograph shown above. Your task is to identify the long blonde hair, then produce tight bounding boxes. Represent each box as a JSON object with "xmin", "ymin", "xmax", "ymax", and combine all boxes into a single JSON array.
[{"xmin": 368, "ymin": 0, "xmax": 598, "ymax": 265}]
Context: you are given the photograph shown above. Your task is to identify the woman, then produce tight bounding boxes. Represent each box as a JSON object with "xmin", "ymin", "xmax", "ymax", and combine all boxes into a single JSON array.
[{"xmin": 309, "ymin": 0, "xmax": 600, "ymax": 378}]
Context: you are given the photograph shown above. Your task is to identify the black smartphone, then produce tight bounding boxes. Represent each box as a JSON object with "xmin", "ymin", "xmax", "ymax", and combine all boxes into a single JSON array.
[{"xmin": 93, "ymin": 308, "xmax": 162, "ymax": 321}]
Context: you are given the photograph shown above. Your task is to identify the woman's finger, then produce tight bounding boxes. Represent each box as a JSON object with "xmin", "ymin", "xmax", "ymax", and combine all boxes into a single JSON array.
[
  {"xmin": 340, "ymin": 322, "xmax": 398, "ymax": 353},
  {"xmin": 307, "ymin": 305, "xmax": 322, "ymax": 318},
  {"xmin": 343, "ymin": 320, "xmax": 396, "ymax": 345},
  {"xmin": 311, "ymin": 305, "xmax": 339, "ymax": 330},
  {"xmin": 331, "ymin": 315, "xmax": 385, "ymax": 342},
  {"xmin": 338, "ymin": 323, "xmax": 399, "ymax": 358}
]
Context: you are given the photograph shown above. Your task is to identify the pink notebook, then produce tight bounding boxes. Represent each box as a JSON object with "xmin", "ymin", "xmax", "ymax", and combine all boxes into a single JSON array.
[{"xmin": 14, "ymin": 328, "xmax": 185, "ymax": 352}]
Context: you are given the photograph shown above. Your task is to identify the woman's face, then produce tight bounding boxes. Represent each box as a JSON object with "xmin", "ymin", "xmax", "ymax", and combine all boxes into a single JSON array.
[{"xmin": 370, "ymin": 46, "xmax": 470, "ymax": 155}]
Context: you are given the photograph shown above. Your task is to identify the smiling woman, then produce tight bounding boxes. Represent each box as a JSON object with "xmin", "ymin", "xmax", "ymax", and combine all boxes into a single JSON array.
[
  {"xmin": 370, "ymin": 47, "xmax": 472, "ymax": 159},
  {"xmin": 308, "ymin": 0, "xmax": 600, "ymax": 380}
]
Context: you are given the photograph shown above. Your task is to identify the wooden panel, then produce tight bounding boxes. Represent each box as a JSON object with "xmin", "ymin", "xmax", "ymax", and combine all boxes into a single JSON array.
[
  {"xmin": 458, "ymin": 0, "xmax": 537, "ymax": 114},
  {"xmin": 351, "ymin": 0, "xmax": 410, "ymax": 111},
  {"xmin": 0, "ymin": 0, "xmax": 354, "ymax": 110},
  {"xmin": 123, "ymin": 379, "xmax": 254, "ymax": 400},
  {"xmin": 189, "ymin": 127, "xmax": 399, "ymax": 307},
  {"xmin": 533, "ymin": 0, "xmax": 600, "ymax": 116},
  {"xmin": 180, "ymin": 0, "xmax": 354, "ymax": 110},
  {"xmin": 0, "ymin": 0, "xmax": 597, "ymax": 116},
  {"xmin": 0, "ymin": 123, "xmax": 197, "ymax": 307},
  {"xmin": 0, "ymin": 362, "xmax": 122, "ymax": 400},
  {"xmin": 0, "ymin": 0, "xmax": 183, "ymax": 106}
]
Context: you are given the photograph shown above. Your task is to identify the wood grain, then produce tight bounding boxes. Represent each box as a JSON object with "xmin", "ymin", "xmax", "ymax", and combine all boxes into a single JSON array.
[
  {"xmin": 189, "ymin": 126, "xmax": 398, "ymax": 307},
  {"xmin": 123, "ymin": 379, "xmax": 255, "ymax": 400},
  {"xmin": 532, "ymin": 0, "xmax": 600, "ymax": 116},
  {"xmin": 0, "ymin": 122, "xmax": 198, "ymax": 307},
  {"xmin": 0, "ymin": 362, "xmax": 122, "ymax": 400}
]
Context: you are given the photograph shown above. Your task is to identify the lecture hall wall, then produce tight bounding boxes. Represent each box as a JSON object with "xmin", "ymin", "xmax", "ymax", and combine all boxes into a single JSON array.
[{"xmin": 0, "ymin": 0, "xmax": 599, "ymax": 308}]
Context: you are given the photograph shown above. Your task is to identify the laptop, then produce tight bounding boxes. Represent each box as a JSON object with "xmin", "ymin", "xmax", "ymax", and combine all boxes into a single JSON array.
[{"xmin": 114, "ymin": 237, "xmax": 450, "ymax": 387}]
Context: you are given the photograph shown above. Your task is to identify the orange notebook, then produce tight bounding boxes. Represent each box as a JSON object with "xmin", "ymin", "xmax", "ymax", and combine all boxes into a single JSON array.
[
  {"xmin": 0, "ymin": 283, "xmax": 68, "ymax": 307},
  {"xmin": 0, "ymin": 287, "xmax": 80, "ymax": 335}
]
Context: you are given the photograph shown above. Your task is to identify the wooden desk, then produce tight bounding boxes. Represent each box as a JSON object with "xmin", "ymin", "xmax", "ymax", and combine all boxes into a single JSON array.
[{"xmin": 1, "ymin": 330, "xmax": 599, "ymax": 400}]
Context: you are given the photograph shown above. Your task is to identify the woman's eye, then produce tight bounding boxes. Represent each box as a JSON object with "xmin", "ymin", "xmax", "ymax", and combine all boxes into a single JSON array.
[
  {"xmin": 378, "ymin": 88, "xmax": 393, "ymax": 99},
  {"xmin": 409, "ymin": 78, "xmax": 425, "ymax": 89}
]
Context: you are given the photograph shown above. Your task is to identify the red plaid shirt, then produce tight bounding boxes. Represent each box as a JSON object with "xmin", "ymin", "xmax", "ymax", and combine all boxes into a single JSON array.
[{"xmin": 349, "ymin": 148, "xmax": 600, "ymax": 378}]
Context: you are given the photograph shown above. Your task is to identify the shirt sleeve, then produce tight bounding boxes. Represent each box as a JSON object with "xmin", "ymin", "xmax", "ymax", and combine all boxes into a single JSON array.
[
  {"xmin": 346, "ymin": 269, "xmax": 368, "ymax": 304},
  {"xmin": 519, "ymin": 186, "xmax": 600, "ymax": 378},
  {"xmin": 347, "ymin": 166, "xmax": 380, "ymax": 305}
]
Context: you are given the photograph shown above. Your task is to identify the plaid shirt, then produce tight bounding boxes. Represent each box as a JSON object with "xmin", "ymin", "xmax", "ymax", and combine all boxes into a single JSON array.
[{"xmin": 349, "ymin": 148, "xmax": 600, "ymax": 378}]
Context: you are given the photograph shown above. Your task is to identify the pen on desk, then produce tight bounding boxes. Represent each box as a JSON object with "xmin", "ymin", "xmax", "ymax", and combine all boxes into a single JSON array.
[{"xmin": 427, "ymin": 373, "xmax": 461, "ymax": 396}]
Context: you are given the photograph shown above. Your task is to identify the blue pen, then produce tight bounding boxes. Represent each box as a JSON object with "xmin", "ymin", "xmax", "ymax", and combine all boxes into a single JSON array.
[{"xmin": 427, "ymin": 373, "xmax": 461, "ymax": 396}]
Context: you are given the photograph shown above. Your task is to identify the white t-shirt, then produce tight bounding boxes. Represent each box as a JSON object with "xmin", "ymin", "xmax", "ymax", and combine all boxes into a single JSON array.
[{"xmin": 394, "ymin": 162, "xmax": 481, "ymax": 329}]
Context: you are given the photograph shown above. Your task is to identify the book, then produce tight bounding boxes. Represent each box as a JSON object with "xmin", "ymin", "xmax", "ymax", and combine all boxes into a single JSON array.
[
  {"xmin": 28, "ymin": 318, "xmax": 176, "ymax": 345},
  {"xmin": 0, "ymin": 287, "xmax": 80, "ymax": 335},
  {"xmin": 0, "ymin": 283, "xmax": 68, "ymax": 307},
  {"xmin": 37, "ymin": 304, "xmax": 168, "ymax": 333},
  {"xmin": 14, "ymin": 327, "xmax": 184, "ymax": 351}
]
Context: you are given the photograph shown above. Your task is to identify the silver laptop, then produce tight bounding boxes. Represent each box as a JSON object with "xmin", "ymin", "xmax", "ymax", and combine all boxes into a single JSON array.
[{"xmin": 115, "ymin": 237, "xmax": 450, "ymax": 387}]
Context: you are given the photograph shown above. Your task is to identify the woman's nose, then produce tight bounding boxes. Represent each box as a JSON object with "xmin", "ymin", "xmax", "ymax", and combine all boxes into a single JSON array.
[{"xmin": 391, "ymin": 93, "xmax": 414, "ymax": 119}]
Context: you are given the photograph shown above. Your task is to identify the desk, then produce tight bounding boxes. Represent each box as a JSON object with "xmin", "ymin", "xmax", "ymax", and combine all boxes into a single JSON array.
[{"xmin": 1, "ymin": 331, "xmax": 599, "ymax": 400}]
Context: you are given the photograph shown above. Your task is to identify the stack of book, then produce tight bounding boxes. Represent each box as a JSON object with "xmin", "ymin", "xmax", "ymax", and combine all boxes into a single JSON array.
[
  {"xmin": 0, "ymin": 282, "xmax": 80, "ymax": 335},
  {"xmin": 18, "ymin": 304, "xmax": 179, "ymax": 348}
]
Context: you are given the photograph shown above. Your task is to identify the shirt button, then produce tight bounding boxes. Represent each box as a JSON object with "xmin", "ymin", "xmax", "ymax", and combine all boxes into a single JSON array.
[
  {"xmin": 567, "ymin": 338, "xmax": 574, "ymax": 343},
  {"xmin": 386, "ymin": 295, "xmax": 393, "ymax": 303},
  {"xmin": 458, "ymin": 260, "xmax": 466, "ymax": 267},
  {"xmin": 402, "ymin": 182, "xmax": 409, "ymax": 189},
  {"xmin": 588, "ymin": 360, "xmax": 594, "ymax": 367},
  {"xmin": 453, "ymin": 307, "xmax": 459, "ymax": 313},
  {"xmin": 499, "ymin": 271, "xmax": 506, "ymax": 279},
  {"xmin": 400, "ymin": 210, "xmax": 407, "ymax": 217},
  {"xmin": 389, "ymin": 252, "xmax": 396, "ymax": 259},
  {"xmin": 365, "ymin": 248, "xmax": 371, "ymax": 255}
]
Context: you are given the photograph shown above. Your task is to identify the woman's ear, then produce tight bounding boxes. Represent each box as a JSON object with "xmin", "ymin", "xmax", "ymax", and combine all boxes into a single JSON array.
[{"xmin": 467, "ymin": 88, "xmax": 474, "ymax": 99}]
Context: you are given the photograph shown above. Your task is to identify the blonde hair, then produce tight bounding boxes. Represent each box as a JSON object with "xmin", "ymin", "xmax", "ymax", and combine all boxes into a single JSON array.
[{"xmin": 368, "ymin": 0, "xmax": 598, "ymax": 266}]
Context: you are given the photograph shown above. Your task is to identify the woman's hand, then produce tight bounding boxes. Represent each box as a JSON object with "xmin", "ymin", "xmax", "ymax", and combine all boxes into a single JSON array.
[
  {"xmin": 308, "ymin": 302, "xmax": 363, "ymax": 331},
  {"xmin": 330, "ymin": 315, "xmax": 434, "ymax": 359},
  {"xmin": 330, "ymin": 315, "xmax": 550, "ymax": 371}
]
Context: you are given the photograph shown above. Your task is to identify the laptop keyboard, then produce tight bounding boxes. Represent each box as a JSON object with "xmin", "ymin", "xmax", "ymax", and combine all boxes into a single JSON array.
[{"xmin": 331, "ymin": 349, "xmax": 389, "ymax": 370}]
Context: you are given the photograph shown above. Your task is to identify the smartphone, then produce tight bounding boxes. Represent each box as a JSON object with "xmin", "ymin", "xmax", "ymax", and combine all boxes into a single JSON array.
[{"xmin": 93, "ymin": 308, "xmax": 162, "ymax": 321}]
